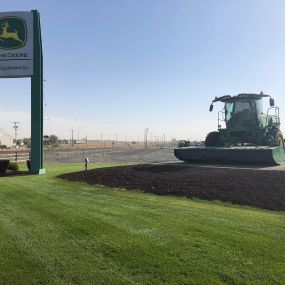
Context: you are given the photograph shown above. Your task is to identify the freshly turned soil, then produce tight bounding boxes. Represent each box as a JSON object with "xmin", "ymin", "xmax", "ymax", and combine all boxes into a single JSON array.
[{"xmin": 59, "ymin": 164, "xmax": 285, "ymax": 211}]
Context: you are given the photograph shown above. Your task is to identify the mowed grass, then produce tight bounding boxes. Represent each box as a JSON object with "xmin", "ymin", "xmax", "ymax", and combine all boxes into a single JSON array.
[{"xmin": 0, "ymin": 163, "xmax": 284, "ymax": 285}]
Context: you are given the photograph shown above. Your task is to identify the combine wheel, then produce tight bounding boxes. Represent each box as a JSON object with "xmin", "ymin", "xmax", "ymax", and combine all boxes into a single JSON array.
[
  {"xmin": 275, "ymin": 131, "xmax": 285, "ymax": 149},
  {"xmin": 205, "ymin": 131, "xmax": 220, "ymax": 147}
]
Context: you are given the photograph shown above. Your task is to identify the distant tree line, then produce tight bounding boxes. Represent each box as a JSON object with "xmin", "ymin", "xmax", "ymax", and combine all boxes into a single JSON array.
[{"xmin": 16, "ymin": 135, "xmax": 59, "ymax": 147}]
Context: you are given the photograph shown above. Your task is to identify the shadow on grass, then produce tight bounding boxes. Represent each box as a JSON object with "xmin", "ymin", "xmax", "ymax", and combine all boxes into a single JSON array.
[{"xmin": 0, "ymin": 171, "xmax": 33, "ymax": 177}]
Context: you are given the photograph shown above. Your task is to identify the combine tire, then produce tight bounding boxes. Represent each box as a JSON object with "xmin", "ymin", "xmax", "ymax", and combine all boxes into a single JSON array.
[
  {"xmin": 275, "ymin": 131, "xmax": 285, "ymax": 150},
  {"xmin": 205, "ymin": 131, "xmax": 220, "ymax": 147}
]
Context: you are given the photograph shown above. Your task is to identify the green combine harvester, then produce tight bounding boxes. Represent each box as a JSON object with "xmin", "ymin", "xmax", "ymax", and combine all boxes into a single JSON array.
[{"xmin": 174, "ymin": 92, "xmax": 285, "ymax": 165}]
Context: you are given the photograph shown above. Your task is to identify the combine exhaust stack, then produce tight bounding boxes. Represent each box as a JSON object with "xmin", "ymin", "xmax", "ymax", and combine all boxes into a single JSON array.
[
  {"xmin": 175, "ymin": 93, "xmax": 285, "ymax": 165},
  {"xmin": 174, "ymin": 146, "xmax": 285, "ymax": 165}
]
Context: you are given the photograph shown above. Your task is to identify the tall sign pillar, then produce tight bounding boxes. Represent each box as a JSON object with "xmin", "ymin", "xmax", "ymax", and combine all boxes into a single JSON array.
[
  {"xmin": 0, "ymin": 10, "xmax": 45, "ymax": 174},
  {"xmin": 31, "ymin": 10, "xmax": 45, "ymax": 174}
]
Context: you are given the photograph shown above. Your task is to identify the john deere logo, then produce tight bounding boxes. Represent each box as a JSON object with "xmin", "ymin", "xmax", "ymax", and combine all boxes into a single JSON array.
[{"xmin": 0, "ymin": 17, "xmax": 27, "ymax": 49}]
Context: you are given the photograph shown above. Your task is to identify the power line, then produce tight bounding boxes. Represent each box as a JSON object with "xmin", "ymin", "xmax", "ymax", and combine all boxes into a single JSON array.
[{"xmin": 43, "ymin": 79, "xmax": 49, "ymax": 120}]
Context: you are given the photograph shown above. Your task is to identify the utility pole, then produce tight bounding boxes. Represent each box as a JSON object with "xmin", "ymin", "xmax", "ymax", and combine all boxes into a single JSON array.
[
  {"xmin": 115, "ymin": 133, "xmax": 118, "ymax": 144},
  {"xmin": 12, "ymin": 121, "xmax": 20, "ymax": 143},
  {"xmin": 155, "ymin": 136, "xmax": 158, "ymax": 145},
  {"xmin": 144, "ymin": 128, "xmax": 149, "ymax": 150},
  {"xmin": 78, "ymin": 125, "xmax": 88, "ymax": 141},
  {"xmin": 70, "ymin": 129, "xmax": 75, "ymax": 147},
  {"xmin": 100, "ymin": 133, "xmax": 103, "ymax": 147}
]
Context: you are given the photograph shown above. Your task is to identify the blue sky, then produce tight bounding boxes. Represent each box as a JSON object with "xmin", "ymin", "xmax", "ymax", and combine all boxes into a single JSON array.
[{"xmin": 1, "ymin": 0, "xmax": 285, "ymax": 141}]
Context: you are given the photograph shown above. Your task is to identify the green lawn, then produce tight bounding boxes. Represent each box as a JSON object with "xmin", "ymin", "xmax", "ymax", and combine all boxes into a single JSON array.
[{"xmin": 0, "ymin": 163, "xmax": 284, "ymax": 285}]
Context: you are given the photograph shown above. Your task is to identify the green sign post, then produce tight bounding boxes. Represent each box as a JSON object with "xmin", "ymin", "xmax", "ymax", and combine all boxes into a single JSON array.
[
  {"xmin": 0, "ymin": 10, "xmax": 45, "ymax": 174},
  {"xmin": 30, "ymin": 10, "xmax": 45, "ymax": 174}
]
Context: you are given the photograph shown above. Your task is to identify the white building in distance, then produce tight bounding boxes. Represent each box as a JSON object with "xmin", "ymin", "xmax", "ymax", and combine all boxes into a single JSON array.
[{"xmin": 0, "ymin": 128, "xmax": 13, "ymax": 148}]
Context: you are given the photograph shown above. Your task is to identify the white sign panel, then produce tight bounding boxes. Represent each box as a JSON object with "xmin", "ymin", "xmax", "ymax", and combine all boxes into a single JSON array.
[{"xmin": 0, "ymin": 11, "xmax": 33, "ymax": 77}]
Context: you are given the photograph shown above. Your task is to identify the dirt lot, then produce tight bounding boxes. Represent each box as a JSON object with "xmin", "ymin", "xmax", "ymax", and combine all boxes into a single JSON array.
[
  {"xmin": 60, "ymin": 164, "xmax": 285, "ymax": 211},
  {"xmin": 43, "ymin": 146, "xmax": 176, "ymax": 163}
]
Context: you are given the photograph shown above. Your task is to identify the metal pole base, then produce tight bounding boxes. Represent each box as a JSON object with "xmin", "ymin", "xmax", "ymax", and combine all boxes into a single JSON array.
[{"xmin": 30, "ymin": 168, "xmax": 46, "ymax": 175}]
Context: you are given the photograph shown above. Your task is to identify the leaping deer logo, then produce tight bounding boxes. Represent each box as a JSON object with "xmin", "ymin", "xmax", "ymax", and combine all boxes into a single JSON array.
[{"xmin": 0, "ymin": 20, "xmax": 24, "ymax": 44}]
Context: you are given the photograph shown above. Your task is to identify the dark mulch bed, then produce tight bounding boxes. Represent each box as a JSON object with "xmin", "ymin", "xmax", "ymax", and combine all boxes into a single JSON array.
[{"xmin": 59, "ymin": 164, "xmax": 285, "ymax": 211}]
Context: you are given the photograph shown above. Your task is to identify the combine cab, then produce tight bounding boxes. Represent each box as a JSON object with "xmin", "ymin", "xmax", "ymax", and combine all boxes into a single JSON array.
[{"xmin": 174, "ymin": 93, "xmax": 285, "ymax": 165}]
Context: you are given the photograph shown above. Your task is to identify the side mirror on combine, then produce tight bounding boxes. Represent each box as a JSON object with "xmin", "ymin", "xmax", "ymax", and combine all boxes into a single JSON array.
[
  {"xmin": 270, "ymin": 98, "xmax": 275, "ymax": 107},
  {"xmin": 209, "ymin": 104, "xmax": 213, "ymax": 112}
]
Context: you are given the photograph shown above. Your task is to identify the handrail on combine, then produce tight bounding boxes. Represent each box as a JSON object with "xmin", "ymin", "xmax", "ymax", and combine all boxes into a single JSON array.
[
  {"xmin": 266, "ymin": 107, "xmax": 280, "ymax": 126},
  {"xmin": 218, "ymin": 110, "xmax": 225, "ymax": 129}
]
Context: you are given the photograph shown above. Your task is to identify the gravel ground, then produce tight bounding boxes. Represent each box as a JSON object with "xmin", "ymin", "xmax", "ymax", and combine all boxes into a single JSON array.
[{"xmin": 44, "ymin": 146, "xmax": 176, "ymax": 164}]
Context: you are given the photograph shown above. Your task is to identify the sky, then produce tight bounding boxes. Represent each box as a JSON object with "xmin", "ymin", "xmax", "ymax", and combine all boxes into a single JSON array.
[{"xmin": 0, "ymin": 0, "xmax": 285, "ymax": 141}]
